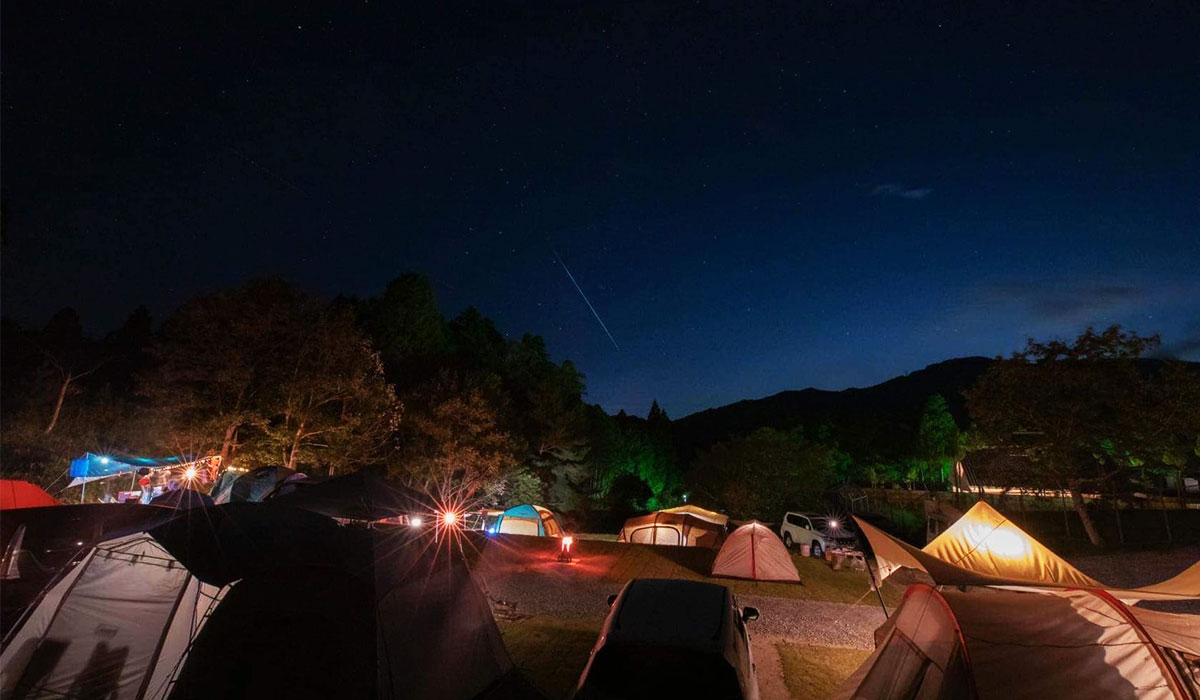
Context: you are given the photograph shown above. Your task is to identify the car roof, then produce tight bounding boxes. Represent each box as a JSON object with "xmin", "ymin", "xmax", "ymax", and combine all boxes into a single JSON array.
[{"xmin": 610, "ymin": 579, "xmax": 730, "ymax": 648}]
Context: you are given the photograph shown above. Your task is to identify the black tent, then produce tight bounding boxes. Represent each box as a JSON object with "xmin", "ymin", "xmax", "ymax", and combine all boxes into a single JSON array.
[
  {"xmin": 152, "ymin": 503, "xmax": 538, "ymax": 699},
  {"xmin": 149, "ymin": 488, "xmax": 214, "ymax": 510},
  {"xmin": 267, "ymin": 467, "xmax": 432, "ymax": 521}
]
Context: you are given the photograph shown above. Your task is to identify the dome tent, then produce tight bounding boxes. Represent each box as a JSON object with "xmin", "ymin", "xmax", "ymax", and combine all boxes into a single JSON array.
[
  {"xmin": 492, "ymin": 504, "xmax": 565, "ymax": 537},
  {"xmin": 210, "ymin": 465, "xmax": 297, "ymax": 504},
  {"xmin": 712, "ymin": 521, "xmax": 800, "ymax": 582},
  {"xmin": 0, "ymin": 503, "xmax": 539, "ymax": 700}
]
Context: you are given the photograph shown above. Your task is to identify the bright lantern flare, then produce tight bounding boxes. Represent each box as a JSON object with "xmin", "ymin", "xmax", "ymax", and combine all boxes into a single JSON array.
[
  {"xmin": 183, "ymin": 467, "xmax": 198, "ymax": 480},
  {"xmin": 410, "ymin": 516, "xmax": 423, "ymax": 527},
  {"xmin": 828, "ymin": 519, "xmax": 840, "ymax": 530},
  {"xmin": 441, "ymin": 511, "xmax": 458, "ymax": 526},
  {"xmin": 561, "ymin": 535, "xmax": 574, "ymax": 552}
]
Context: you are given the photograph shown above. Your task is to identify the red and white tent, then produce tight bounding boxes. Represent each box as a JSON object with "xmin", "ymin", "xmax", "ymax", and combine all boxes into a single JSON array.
[{"xmin": 711, "ymin": 521, "xmax": 800, "ymax": 582}]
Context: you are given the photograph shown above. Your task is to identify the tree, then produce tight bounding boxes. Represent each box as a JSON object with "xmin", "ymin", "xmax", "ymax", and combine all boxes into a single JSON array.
[
  {"xmin": 964, "ymin": 325, "xmax": 1167, "ymax": 547},
  {"xmin": 37, "ymin": 309, "xmax": 109, "ymax": 434},
  {"xmin": 589, "ymin": 405, "xmax": 683, "ymax": 512},
  {"xmin": 692, "ymin": 427, "xmax": 835, "ymax": 520},
  {"xmin": 392, "ymin": 370, "xmax": 522, "ymax": 500},
  {"xmin": 357, "ymin": 273, "xmax": 447, "ymax": 386},
  {"xmin": 915, "ymin": 394, "xmax": 960, "ymax": 487},
  {"xmin": 250, "ymin": 304, "xmax": 397, "ymax": 473},
  {"xmin": 142, "ymin": 280, "xmax": 306, "ymax": 464},
  {"xmin": 498, "ymin": 468, "xmax": 544, "ymax": 507}
]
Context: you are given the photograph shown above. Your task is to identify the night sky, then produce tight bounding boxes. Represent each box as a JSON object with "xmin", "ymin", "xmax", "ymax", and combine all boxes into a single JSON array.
[{"xmin": 3, "ymin": 2, "xmax": 1198, "ymax": 416}]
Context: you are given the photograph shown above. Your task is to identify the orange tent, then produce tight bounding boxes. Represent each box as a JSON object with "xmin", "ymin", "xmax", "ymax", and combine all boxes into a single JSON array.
[
  {"xmin": 0, "ymin": 480, "xmax": 58, "ymax": 510},
  {"xmin": 712, "ymin": 521, "xmax": 800, "ymax": 582}
]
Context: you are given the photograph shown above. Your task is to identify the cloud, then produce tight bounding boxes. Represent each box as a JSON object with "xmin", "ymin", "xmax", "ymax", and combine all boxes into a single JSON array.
[
  {"xmin": 979, "ymin": 282, "xmax": 1148, "ymax": 322},
  {"xmin": 871, "ymin": 183, "xmax": 932, "ymax": 200}
]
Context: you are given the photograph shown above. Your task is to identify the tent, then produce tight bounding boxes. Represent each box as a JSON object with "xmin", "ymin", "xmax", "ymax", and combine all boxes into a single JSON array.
[
  {"xmin": 149, "ymin": 488, "xmax": 215, "ymax": 510},
  {"xmin": 210, "ymin": 465, "xmax": 297, "ymax": 504},
  {"xmin": 0, "ymin": 503, "xmax": 539, "ymax": 699},
  {"xmin": 267, "ymin": 468, "xmax": 430, "ymax": 522},
  {"xmin": 854, "ymin": 500, "xmax": 1200, "ymax": 602},
  {"xmin": 658, "ymin": 504, "xmax": 729, "ymax": 527},
  {"xmin": 832, "ymin": 584, "xmax": 1200, "ymax": 700},
  {"xmin": 0, "ymin": 480, "xmax": 57, "ymax": 510},
  {"xmin": 0, "ymin": 504, "xmax": 176, "ymax": 635},
  {"xmin": 712, "ymin": 521, "xmax": 800, "ymax": 582},
  {"xmin": 492, "ymin": 504, "xmax": 566, "ymax": 537},
  {"xmin": 617, "ymin": 510, "xmax": 726, "ymax": 548}
]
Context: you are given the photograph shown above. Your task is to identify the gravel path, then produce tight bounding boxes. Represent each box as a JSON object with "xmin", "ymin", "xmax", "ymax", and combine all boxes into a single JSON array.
[{"xmin": 479, "ymin": 570, "xmax": 890, "ymax": 650}]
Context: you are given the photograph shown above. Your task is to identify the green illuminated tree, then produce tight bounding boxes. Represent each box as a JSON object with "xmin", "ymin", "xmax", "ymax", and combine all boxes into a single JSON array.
[{"xmin": 914, "ymin": 394, "xmax": 960, "ymax": 487}]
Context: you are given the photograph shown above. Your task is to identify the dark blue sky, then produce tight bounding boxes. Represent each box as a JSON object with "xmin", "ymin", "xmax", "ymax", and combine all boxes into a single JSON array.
[{"xmin": 3, "ymin": 2, "xmax": 1198, "ymax": 416}]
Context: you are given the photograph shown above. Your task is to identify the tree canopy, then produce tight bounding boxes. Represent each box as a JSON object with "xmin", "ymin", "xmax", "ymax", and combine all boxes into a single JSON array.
[{"xmin": 965, "ymin": 325, "xmax": 1200, "ymax": 546}]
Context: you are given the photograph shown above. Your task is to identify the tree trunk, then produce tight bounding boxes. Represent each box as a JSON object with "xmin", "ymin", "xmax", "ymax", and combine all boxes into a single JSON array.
[
  {"xmin": 286, "ymin": 424, "xmax": 304, "ymax": 471},
  {"xmin": 1070, "ymin": 485, "xmax": 1103, "ymax": 547},
  {"xmin": 45, "ymin": 375, "xmax": 71, "ymax": 434},
  {"xmin": 219, "ymin": 423, "xmax": 238, "ymax": 467}
]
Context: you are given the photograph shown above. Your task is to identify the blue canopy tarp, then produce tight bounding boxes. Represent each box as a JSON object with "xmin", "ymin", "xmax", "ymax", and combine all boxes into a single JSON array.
[
  {"xmin": 70, "ymin": 451, "xmax": 186, "ymax": 480},
  {"xmin": 68, "ymin": 452, "xmax": 185, "ymax": 481}
]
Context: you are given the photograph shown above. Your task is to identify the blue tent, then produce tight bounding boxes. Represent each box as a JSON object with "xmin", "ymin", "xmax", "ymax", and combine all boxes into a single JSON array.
[{"xmin": 491, "ymin": 504, "xmax": 566, "ymax": 537}]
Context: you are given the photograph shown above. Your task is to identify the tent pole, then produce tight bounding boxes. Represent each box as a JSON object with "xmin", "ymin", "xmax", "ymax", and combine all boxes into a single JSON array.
[{"xmin": 865, "ymin": 554, "xmax": 888, "ymax": 619}]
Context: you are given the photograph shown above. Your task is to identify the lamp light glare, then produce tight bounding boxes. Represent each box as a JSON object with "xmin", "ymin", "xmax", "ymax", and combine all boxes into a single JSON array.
[
  {"xmin": 410, "ymin": 516, "xmax": 423, "ymax": 528},
  {"xmin": 828, "ymin": 519, "xmax": 840, "ymax": 530},
  {"xmin": 183, "ymin": 467, "xmax": 198, "ymax": 480},
  {"xmin": 441, "ymin": 511, "xmax": 458, "ymax": 526},
  {"xmin": 99, "ymin": 457, "xmax": 110, "ymax": 465}
]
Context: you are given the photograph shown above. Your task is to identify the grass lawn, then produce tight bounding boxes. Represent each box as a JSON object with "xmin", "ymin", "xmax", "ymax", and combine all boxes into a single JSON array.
[
  {"xmin": 777, "ymin": 643, "xmax": 870, "ymax": 700},
  {"xmin": 498, "ymin": 614, "xmax": 604, "ymax": 699},
  {"xmin": 471, "ymin": 532, "xmax": 905, "ymax": 607}
]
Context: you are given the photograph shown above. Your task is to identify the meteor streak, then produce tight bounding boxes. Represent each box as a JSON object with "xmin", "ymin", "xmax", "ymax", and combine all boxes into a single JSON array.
[{"xmin": 554, "ymin": 250, "xmax": 620, "ymax": 350}]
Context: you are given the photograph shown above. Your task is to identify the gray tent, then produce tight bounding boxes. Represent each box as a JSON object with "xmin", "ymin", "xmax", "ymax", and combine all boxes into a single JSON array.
[
  {"xmin": 0, "ymin": 503, "xmax": 540, "ymax": 699},
  {"xmin": 210, "ymin": 465, "xmax": 297, "ymax": 504}
]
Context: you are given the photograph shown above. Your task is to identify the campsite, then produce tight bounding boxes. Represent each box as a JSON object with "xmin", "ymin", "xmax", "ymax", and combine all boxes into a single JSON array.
[
  {"xmin": 2, "ymin": 474, "xmax": 1197, "ymax": 699},
  {"xmin": 3, "ymin": 1, "xmax": 1200, "ymax": 698}
]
